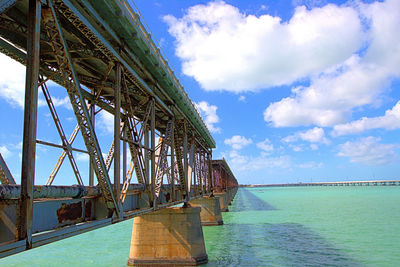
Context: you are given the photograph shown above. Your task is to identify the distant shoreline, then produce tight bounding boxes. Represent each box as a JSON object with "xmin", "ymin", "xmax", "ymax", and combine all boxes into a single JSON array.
[{"xmin": 240, "ymin": 180, "xmax": 400, "ymax": 187}]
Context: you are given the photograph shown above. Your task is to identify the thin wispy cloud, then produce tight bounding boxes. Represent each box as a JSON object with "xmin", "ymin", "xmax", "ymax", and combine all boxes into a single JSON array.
[
  {"xmin": 337, "ymin": 136, "xmax": 399, "ymax": 165},
  {"xmin": 194, "ymin": 101, "xmax": 221, "ymax": 133}
]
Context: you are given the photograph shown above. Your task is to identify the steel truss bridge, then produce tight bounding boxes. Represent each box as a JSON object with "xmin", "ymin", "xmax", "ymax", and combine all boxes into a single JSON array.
[{"xmin": 0, "ymin": 0, "xmax": 237, "ymax": 258}]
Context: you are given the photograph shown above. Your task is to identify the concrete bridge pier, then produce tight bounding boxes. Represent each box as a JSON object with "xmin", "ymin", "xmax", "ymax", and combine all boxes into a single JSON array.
[
  {"xmin": 190, "ymin": 196, "xmax": 223, "ymax": 226},
  {"xmin": 127, "ymin": 206, "xmax": 208, "ymax": 266},
  {"xmin": 214, "ymin": 192, "xmax": 229, "ymax": 212},
  {"xmin": 228, "ymin": 188, "xmax": 237, "ymax": 205}
]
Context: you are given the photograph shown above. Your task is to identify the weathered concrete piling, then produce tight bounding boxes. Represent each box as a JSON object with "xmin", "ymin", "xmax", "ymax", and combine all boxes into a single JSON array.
[
  {"xmin": 127, "ymin": 206, "xmax": 208, "ymax": 266},
  {"xmin": 214, "ymin": 192, "xmax": 229, "ymax": 212},
  {"xmin": 190, "ymin": 196, "xmax": 223, "ymax": 226}
]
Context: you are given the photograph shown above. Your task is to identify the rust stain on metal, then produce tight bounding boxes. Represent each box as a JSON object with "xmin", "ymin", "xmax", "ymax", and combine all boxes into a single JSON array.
[
  {"xmin": 84, "ymin": 201, "xmax": 91, "ymax": 219},
  {"xmin": 57, "ymin": 202, "xmax": 82, "ymax": 223}
]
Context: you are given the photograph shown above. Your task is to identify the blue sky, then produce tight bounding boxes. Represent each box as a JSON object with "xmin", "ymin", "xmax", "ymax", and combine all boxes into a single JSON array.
[{"xmin": 1, "ymin": 0, "xmax": 400, "ymax": 185}]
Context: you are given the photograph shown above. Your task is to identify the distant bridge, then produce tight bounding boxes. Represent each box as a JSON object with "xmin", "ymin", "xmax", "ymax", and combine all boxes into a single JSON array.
[
  {"xmin": 0, "ymin": 0, "xmax": 238, "ymax": 264},
  {"xmin": 242, "ymin": 180, "xmax": 400, "ymax": 187}
]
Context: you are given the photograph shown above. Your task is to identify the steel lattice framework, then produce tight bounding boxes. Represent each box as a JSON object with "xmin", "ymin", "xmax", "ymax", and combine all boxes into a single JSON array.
[{"xmin": 0, "ymin": 0, "xmax": 223, "ymax": 258}]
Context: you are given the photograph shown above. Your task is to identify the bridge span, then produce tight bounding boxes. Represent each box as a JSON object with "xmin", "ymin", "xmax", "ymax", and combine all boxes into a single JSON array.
[
  {"xmin": 242, "ymin": 180, "xmax": 400, "ymax": 187},
  {"xmin": 0, "ymin": 0, "xmax": 238, "ymax": 264}
]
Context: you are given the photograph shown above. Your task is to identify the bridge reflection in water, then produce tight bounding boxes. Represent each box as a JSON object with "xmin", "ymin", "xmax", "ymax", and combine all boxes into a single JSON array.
[{"xmin": 0, "ymin": 0, "xmax": 238, "ymax": 265}]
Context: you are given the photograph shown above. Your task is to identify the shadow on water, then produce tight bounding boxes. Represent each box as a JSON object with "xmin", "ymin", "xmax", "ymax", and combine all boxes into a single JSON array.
[
  {"xmin": 266, "ymin": 223, "xmax": 362, "ymax": 267},
  {"xmin": 205, "ymin": 223, "xmax": 361, "ymax": 267},
  {"xmin": 231, "ymin": 188, "xmax": 276, "ymax": 212}
]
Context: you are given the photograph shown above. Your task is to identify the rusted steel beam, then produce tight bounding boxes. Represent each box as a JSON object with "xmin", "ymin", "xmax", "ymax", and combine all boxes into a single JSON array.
[
  {"xmin": 1, "ymin": 185, "xmax": 101, "ymax": 199},
  {"xmin": 170, "ymin": 118, "xmax": 175, "ymax": 201},
  {"xmin": 183, "ymin": 121, "xmax": 189, "ymax": 202},
  {"xmin": 208, "ymin": 152, "xmax": 213, "ymax": 195},
  {"xmin": 0, "ymin": 153, "xmax": 16, "ymax": 185},
  {"xmin": 150, "ymin": 98, "xmax": 156, "ymax": 208},
  {"xmin": 18, "ymin": 0, "xmax": 41, "ymax": 249},
  {"xmin": 123, "ymin": 130, "xmax": 127, "ymax": 184},
  {"xmin": 89, "ymin": 88, "xmax": 95, "ymax": 186},
  {"xmin": 36, "ymin": 139, "xmax": 87, "ymax": 154},
  {"xmin": 114, "ymin": 63, "xmax": 122, "ymax": 203}
]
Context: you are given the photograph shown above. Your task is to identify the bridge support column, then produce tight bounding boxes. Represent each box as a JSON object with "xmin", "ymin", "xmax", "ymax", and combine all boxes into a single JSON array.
[
  {"xmin": 128, "ymin": 206, "xmax": 208, "ymax": 266},
  {"xmin": 226, "ymin": 190, "xmax": 232, "ymax": 205},
  {"xmin": 214, "ymin": 192, "xmax": 229, "ymax": 212},
  {"xmin": 190, "ymin": 196, "xmax": 223, "ymax": 226}
]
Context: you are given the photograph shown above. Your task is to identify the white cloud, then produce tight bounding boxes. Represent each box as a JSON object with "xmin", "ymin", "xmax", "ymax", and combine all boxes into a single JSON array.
[
  {"xmin": 238, "ymin": 95, "xmax": 246, "ymax": 102},
  {"xmin": 224, "ymin": 135, "xmax": 252, "ymax": 150},
  {"xmin": 337, "ymin": 136, "xmax": 399, "ymax": 165},
  {"xmin": 256, "ymin": 138, "xmax": 274, "ymax": 152},
  {"xmin": 299, "ymin": 127, "xmax": 330, "ymax": 144},
  {"xmin": 76, "ymin": 153, "xmax": 89, "ymax": 162},
  {"xmin": 332, "ymin": 101, "xmax": 400, "ymax": 136},
  {"xmin": 0, "ymin": 51, "xmax": 71, "ymax": 110},
  {"xmin": 97, "ymin": 110, "xmax": 114, "ymax": 134},
  {"xmin": 264, "ymin": 0, "xmax": 400, "ymax": 127},
  {"xmin": 265, "ymin": 55, "xmax": 389, "ymax": 127},
  {"xmin": 297, "ymin": 161, "xmax": 323, "ymax": 169},
  {"xmin": 0, "ymin": 146, "xmax": 12, "ymax": 159},
  {"xmin": 310, "ymin": 144, "xmax": 319, "ymax": 150},
  {"xmin": 361, "ymin": 0, "xmax": 400, "ymax": 71},
  {"xmin": 283, "ymin": 127, "xmax": 329, "ymax": 144},
  {"xmin": 194, "ymin": 101, "xmax": 221, "ymax": 133},
  {"xmin": 164, "ymin": 1, "xmax": 362, "ymax": 92},
  {"xmin": 290, "ymin": 144, "xmax": 303, "ymax": 152},
  {"xmin": 52, "ymin": 96, "xmax": 71, "ymax": 110},
  {"xmin": 0, "ymin": 53, "xmax": 26, "ymax": 108},
  {"xmin": 228, "ymin": 150, "xmax": 291, "ymax": 172}
]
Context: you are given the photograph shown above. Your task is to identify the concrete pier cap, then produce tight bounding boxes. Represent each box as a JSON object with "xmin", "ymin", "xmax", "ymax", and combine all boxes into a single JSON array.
[
  {"xmin": 127, "ymin": 206, "xmax": 208, "ymax": 266},
  {"xmin": 190, "ymin": 196, "xmax": 223, "ymax": 226}
]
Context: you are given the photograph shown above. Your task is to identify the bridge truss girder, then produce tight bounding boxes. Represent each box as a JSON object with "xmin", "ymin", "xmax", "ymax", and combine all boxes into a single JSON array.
[{"xmin": 0, "ymin": 0, "xmax": 215, "ymax": 257}]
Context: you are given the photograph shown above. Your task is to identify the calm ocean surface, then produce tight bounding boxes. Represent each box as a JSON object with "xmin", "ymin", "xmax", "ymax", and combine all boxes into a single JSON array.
[{"xmin": 2, "ymin": 186, "xmax": 400, "ymax": 266}]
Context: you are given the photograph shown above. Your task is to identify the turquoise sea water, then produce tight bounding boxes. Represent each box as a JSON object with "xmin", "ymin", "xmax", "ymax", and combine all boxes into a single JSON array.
[{"xmin": 1, "ymin": 186, "xmax": 400, "ymax": 266}]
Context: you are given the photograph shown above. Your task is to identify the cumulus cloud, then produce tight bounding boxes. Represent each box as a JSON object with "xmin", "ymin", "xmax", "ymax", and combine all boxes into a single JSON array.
[
  {"xmin": 337, "ymin": 136, "xmax": 399, "ymax": 165},
  {"xmin": 0, "ymin": 53, "xmax": 27, "ymax": 108},
  {"xmin": 256, "ymin": 138, "xmax": 274, "ymax": 152},
  {"xmin": 265, "ymin": 0, "xmax": 400, "ymax": 127},
  {"xmin": 194, "ymin": 101, "xmax": 221, "ymax": 133},
  {"xmin": 332, "ymin": 101, "xmax": 400, "ymax": 136},
  {"xmin": 224, "ymin": 135, "xmax": 252, "ymax": 150},
  {"xmin": 265, "ymin": 55, "xmax": 389, "ymax": 127},
  {"xmin": 283, "ymin": 127, "xmax": 330, "ymax": 145},
  {"xmin": 164, "ymin": 1, "xmax": 362, "ymax": 92},
  {"xmin": 0, "ymin": 52, "xmax": 71, "ymax": 109}
]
